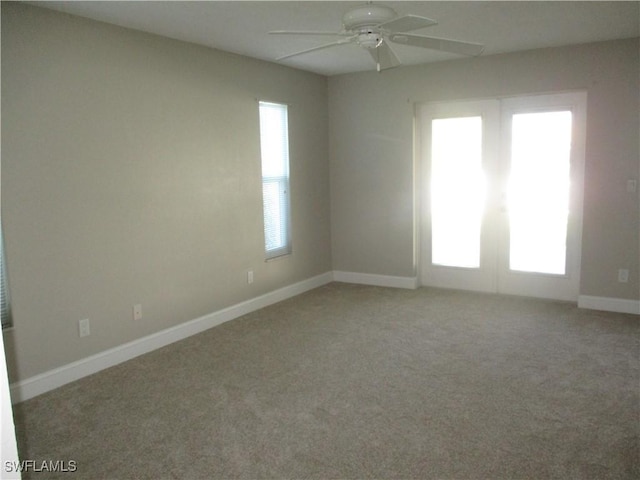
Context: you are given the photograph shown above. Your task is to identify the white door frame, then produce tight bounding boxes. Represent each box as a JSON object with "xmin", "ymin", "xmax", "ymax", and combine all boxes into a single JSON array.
[
  {"xmin": 417, "ymin": 91, "xmax": 587, "ymax": 301},
  {"xmin": 417, "ymin": 98, "xmax": 500, "ymax": 294},
  {"xmin": 497, "ymin": 92, "xmax": 587, "ymax": 301}
]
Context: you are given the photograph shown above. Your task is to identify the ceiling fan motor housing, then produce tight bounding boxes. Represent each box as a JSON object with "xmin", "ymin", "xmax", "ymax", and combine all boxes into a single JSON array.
[{"xmin": 342, "ymin": 4, "xmax": 397, "ymax": 30}]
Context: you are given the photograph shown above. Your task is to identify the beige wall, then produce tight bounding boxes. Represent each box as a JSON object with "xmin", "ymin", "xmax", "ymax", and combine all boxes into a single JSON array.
[
  {"xmin": 329, "ymin": 38, "xmax": 640, "ymax": 300},
  {"xmin": 1, "ymin": 3, "xmax": 331, "ymax": 381}
]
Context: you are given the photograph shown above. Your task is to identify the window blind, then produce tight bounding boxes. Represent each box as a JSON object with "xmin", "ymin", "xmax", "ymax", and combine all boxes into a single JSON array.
[
  {"xmin": 259, "ymin": 101, "xmax": 291, "ymax": 259},
  {"xmin": 1, "ymin": 228, "xmax": 11, "ymax": 329}
]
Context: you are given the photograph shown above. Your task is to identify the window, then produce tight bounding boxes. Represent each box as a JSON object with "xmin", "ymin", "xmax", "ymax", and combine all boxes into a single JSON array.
[
  {"xmin": 259, "ymin": 101, "xmax": 291, "ymax": 259},
  {"xmin": 430, "ymin": 116, "xmax": 484, "ymax": 268},
  {"xmin": 1, "ymin": 227, "xmax": 11, "ymax": 329},
  {"xmin": 508, "ymin": 110, "xmax": 572, "ymax": 275}
]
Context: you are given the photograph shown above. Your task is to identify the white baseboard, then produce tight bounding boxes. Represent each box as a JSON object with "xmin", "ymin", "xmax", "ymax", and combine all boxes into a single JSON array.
[
  {"xmin": 578, "ymin": 295, "xmax": 640, "ymax": 315},
  {"xmin": 10, "ymin": 272, "xmax": 333, "ymax": 403},
  {"xmin": 333, "ymin": 271, "xmax": 418, "ymax": 289},
  {"xmin": 16, "ymin": 272, "xmax": 632, "ymax": 403}
]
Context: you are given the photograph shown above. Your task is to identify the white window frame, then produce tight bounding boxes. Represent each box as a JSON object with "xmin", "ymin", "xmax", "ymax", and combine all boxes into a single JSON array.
[{"xmin": 258, "ymin": 101, "xmax": 292, "ymax": 260}]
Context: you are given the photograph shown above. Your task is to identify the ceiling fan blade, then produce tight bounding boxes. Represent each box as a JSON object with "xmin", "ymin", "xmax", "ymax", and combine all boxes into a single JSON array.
[
  {"xmin": 276, "ymin": 37, "xmax": 354, "ymax": 61},
  {"xmin": 369, "ymin": 41, "xmax": 401, "ymax": 72},
  {"xmin": 389, "ymin": 33, "xmax": 484, "ymax": 56},
  {"xmin": 378, "ymin": 14, "xmax": 438, "ymax": 33},
  {"xmin": 269, "ymin": 30, "xmax": 349, "ymax": 36}
]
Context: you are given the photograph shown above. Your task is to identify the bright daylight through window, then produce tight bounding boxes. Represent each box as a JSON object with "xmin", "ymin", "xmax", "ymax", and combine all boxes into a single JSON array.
[
  {"xmin": 431, "ymin": 116, "xmax": 484, "ymax": 268},
  {"xmin": 429, "ymin": 110, "xmax": 572, "ymax": 276},
  {"xmin": 508, "ymin": 111, "xmax": 572, "ymax": 275},
  {"xmin": 259, "ymin": 101, "xmax": 291, "ymax": 260}
]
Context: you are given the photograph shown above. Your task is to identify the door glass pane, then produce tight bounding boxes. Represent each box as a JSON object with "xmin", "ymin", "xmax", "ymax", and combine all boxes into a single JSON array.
[
  {"xmin": 508, "ymin": 111, "xmax": 572, "ymax": 274},
  {"xmin": 431, "ymin": 117, "xmax": 484, "ymax": 268}
]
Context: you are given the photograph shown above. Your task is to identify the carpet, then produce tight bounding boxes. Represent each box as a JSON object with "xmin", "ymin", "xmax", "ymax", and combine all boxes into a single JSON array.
[{"xmin": 11, "ymin": 283, "xmax": 640, "ymax": 479}]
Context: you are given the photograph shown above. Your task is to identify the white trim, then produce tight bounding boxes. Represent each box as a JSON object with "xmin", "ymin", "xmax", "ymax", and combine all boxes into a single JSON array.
[
  {"xmin": 10, "ymin": 272, "xmax": 636, "ymax": 403},
  {"xmin": 9, "ymin": 272, "xmax": 333, "ymax": 403},
  {"xmin": 333, "ymin": 271, "xmax": 418, "ymax": 289},
  {"xmin": 578, "ymin": 295, "xmax": 640, "ymax": 315}
]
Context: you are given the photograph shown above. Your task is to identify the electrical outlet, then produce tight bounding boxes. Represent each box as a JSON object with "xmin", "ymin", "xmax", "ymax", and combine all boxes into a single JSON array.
[
  {"xmin": 618, "ymin": 269, "xmax": 629, "ymax": 283},
  {"xmin": 247, "ymin": 270, "xmax": 254, "ymax": 284},
  {"xmin": 78, "ymin": 318, "xmax": 90, "ymax": 338},
  {"xmin": 133, "ymin": 304, "xmax": 143, "ymax": 321}
]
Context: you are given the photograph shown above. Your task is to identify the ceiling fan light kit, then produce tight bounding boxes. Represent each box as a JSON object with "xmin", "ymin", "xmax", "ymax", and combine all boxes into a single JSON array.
[
  {"xmin": 356, "ymin": 32, "xmax": 384, "ymax": 49},
  {"xmin": 270, "ymin": 2, "xmax": 485, "ymax": 72}
]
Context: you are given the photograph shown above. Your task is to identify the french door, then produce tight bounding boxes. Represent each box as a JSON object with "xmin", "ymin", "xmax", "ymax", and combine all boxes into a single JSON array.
[{"xmin": 418, "ymin": 92, "xmax": 586, "ymax": 301}]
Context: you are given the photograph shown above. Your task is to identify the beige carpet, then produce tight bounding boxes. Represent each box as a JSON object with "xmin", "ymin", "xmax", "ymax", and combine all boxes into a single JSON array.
[{"xmin": 12, "ymin": 283, "xmax": 640, "ymax": 479}]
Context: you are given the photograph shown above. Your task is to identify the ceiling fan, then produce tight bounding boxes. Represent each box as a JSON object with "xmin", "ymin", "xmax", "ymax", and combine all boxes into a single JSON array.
[{"xmin": 269, "ymin": 2, "xmax": 485, "ymax": 72}]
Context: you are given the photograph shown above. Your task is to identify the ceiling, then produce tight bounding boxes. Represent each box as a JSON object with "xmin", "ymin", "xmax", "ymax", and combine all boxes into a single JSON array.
[{"xmin": 31, "ymin": 1, "xmax": 640, "ymax": 76}]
